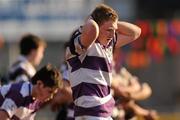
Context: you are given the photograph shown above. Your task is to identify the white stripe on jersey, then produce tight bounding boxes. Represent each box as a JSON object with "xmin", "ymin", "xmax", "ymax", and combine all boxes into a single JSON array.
[
  {"xmin": 67, "ymin": 109, "xmax": 74, "ymax": 118},
  {"xmin": 75, "ymin": 115, "xmax": 113, "ymax": 120},
  {"xmin": 20, "ymin": 82, "xmax": 32, "ymax": 97},
  {"xmin": 16, "ymin": 75, "xmax": 29, "ymax": 83},
  {"xmin": 0, "ymin": 84, "xmax": 11, "ymax": 97},
  {"xmin": 70, "ymin": 68, "xmax": 112, "ymax": 87},
  {"xmin": 9, "ymin": 55, "xmax": 36, "ymax": 82},
  {"xmin": 74, "ymin": 94, "xmax": 112, "ymax": 108},
  {"xmin": 1, "ymin": 98, "xmax": 17, "ymax": 117}
]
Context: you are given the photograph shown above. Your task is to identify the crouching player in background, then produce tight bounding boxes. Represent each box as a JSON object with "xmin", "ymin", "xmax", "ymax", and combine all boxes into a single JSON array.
[
  {"xmin": 111, "ymin": 67, "xmax": 159, "ymax": 120},
  {"xmin": 0, "ymin": 64, "xmax": 62, "ymax": 120}
]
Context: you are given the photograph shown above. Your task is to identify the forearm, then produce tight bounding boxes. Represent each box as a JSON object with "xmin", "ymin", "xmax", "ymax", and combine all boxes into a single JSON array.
[
  {"xmin": 130, "ymin": 83, "xmax": 152, "ymax": 100},
  {"xmin": 127, "ymin": 101, "xmax": 149, "ymax": 116},
  {"xmin": 117, "ymin": 21, "xmax": 141, "ymax": 40},
  {"xmin": 111, "ymin": 82, "xmax": 130, "ymax": 98}
]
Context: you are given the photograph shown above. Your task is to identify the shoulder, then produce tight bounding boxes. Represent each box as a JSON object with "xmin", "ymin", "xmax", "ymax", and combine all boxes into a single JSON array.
[
  {"xmin": 6, "ymin": 82, "xmax": 31, "ymax": 98},
  {"xmin": 9, "ymin": 61, "xmax": 34, "ymax": 82},
  {"xmin": 19, "ymin": 82, "xmax": 32, "ymax": 98},
  {"xmin": 70, "ymin": 27, "xmax": 82, "ymax": 41}
]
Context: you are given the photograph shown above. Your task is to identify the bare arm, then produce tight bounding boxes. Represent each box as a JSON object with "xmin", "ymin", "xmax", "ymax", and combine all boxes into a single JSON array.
[
  {"xmin": 130, "ymin": 83, "xmax": 152, "ymax": 100},
  {"xmin": 80, "ymin": 19, "xmax": 99, "ymax": 49},
  {"xmin": 0, "ymin": 110, "xmax": 10, "ymax": 120},
  {"xmin": 111, "ymin": 79, "xmax": 129, "ymax": 98},
  {"xmin": 112, "ymin": 69, "xmax": 151, "ymax": 100},
  {"xmin": 124, "ymin": 77, "xmax": 141, "ymax": 93},
  {"xmin": 112, "ymin": 79, "xmax": 152, "ymax": 100},
  {"xmin": 127, "ymin": 101, "xmax": 159, "ymax": 119},
  {"xmin": 115, "ymin": 21, "xmax": 141, "ymax": 48},
  {"xmin": 111, "ymin": 78, "xmax": 141, "ymax": 98}
]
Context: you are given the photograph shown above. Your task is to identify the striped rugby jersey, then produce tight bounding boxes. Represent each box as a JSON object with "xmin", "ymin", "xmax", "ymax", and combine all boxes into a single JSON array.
[
  {"xmin": 66, "ymin": 27, "xmax": 117, "ymax": 119},
  {"xmin": 7, "ymin": 55, "xmax": 36, "ymax": 83},
  {"xmin": 0, "ymin": 81, "xmax": 40, "ymax": 120}
]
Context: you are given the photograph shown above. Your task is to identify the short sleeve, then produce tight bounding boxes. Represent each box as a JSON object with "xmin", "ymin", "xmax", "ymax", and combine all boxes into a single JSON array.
[
  {"xmin": 0, "ymin": 98, "xmax": 18, "ymax": 118},
  {"xmin": 0, "ymin": 89, "xmax": 24, "ymax": 118},
  {"xmin": 74, "ymin": 35, "xmax": 86, "ymax": 55},
  {"xmin": 16, "ymin": 74, "xmax": 29, "ymax": 83},
  {"xmin": 66, "ymin": 28, "xmax": 86, "ymax": 59}
]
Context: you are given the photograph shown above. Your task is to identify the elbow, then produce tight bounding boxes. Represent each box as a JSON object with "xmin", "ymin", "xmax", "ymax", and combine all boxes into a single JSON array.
[
  {"xmin": 141, "ymin": 83, "xmax": 152, "ymax": 98},
  {"xmin": 82, "ymin": 19, "xmax": 99, "ymax": 46},
  {"xmin": 133, "ymin": 27, "xmax": 141, "ymax": 40},
  {"xmin": 87, "ymin": 19, "xmax": 99, "ymax": 36},
  {"xmin": 90, "ymin": 20, "xmax": 99, "ymax": 38}
]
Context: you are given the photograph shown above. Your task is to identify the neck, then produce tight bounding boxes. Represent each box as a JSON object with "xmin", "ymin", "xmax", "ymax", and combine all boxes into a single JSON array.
[
  {"xmin": 26, "ymin": 55, "xmax": 35, "ymax": 67},
  {"xmin": 98, "ymin": 38, "xmax": 110, "ymax": 47}
]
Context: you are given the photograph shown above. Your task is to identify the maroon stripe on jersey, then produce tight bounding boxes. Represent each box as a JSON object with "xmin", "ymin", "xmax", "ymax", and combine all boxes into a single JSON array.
[
  {"xmin": 67, "ymin": 56, "xmax": 81, "ymax": 72},
  {"xmin": 66, "ymin": 117, "xmax": 75, "ymax": 120},
  {"xmin": 9, "ymin": 67, "xmax": 31, "ymax": 81},
  {"xmin": 74, "ymin": 97, "xmax": 115, "ymax": 117},
  {"xmin": 68, "ymin": 56, "xmax": 112, "ymax": 73},
  {"xmin": 6, "ymin": 82, "xmax": 24, "ymax": 107},
  {"xmin": 68, "ymin": 103, "xmax": 74, "ymax": 109},
  {"xmin": 72, "ymin": 82, "xmax": 110, "ymax": 100}
]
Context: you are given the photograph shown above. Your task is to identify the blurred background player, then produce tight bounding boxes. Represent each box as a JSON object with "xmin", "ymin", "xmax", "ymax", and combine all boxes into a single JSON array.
[
  {"xmin": 1, "ymin": 33, "xmax": 46, "ymax": 84},
  {"xmin": 111, "ymin": 67, "xmax": 159, "ymax": 120},
  {"xmin": 111, "ymin": 48, "xmax": 159, "ymax": 120},
  {"xmin": 65, "ymin": 4, "xmax": 141, "ymax": 120},
  {"xmin": 0, "ymin": 33, "xmax": 47, "ymax": 120},
  {"xmin": 0, "ymin": 64, "xmax": 62, "ymax": 120}
]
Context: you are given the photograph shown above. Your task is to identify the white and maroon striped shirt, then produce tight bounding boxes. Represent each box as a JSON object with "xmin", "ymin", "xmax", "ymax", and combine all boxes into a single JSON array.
[
  {"xmin": 66, "ymin": 27, "xmax": 117, "ymax": 119},
  {"xmin": 0, "ymin": 81, "xmax": 40, "ymax": 120},
  {"xmin": 7, "ymin": 55, "xmax": 36, "ymax": 83}
]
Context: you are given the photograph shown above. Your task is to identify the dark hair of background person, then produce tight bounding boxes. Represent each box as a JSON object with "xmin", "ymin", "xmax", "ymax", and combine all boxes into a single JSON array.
[
  {"xmin": 20, "ymin": 34, "xmax": 47, "ymax": 56},
  {"xmin": 31, "ymin": 64, "xmax": 62, "ymax": 88}
]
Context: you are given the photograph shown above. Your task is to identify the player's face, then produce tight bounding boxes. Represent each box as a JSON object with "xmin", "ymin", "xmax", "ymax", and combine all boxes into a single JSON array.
[
  {"xmin": 36, "ymin": 81, "xmax": 58, "ymax": 102},
  {"xmin": 39, "ymin": 87, "xmax": 58, "ymax": 102},
  {"xmin": 32, "ymin": 46, "xmax": 45, "ymax": 66},
  {"xmin": 98, "ymin": 19, "xmax": 118, "ymax": 44}
]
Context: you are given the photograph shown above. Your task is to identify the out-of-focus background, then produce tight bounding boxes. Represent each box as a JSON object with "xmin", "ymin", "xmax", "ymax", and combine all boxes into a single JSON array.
[{"xmin": 0, "ymin": 0, "xmax": 180, "ymax": 120}]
